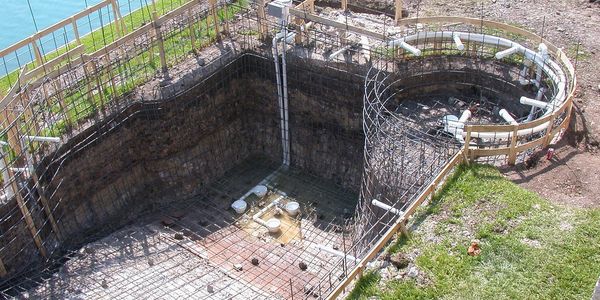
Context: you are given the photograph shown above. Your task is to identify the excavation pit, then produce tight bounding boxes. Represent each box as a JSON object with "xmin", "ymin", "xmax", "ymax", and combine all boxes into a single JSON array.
[{"xmin": 0, "ymin": 2, "xmax": 576, "ymax": 298}]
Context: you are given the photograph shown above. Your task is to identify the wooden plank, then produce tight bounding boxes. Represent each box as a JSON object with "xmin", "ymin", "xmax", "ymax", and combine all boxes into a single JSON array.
[
  {"xmin": 326, "ymin": 150, "xmax": 464, "ymax": 299},
  {"xmin": 467, "ymin": 123, "xmax": 516, "ymax": 132},
  {"xmin": 256, "ymin": 0, "xmax": 268, "ymax": 38},
  {"xmin": 209, "ymin": 0, "xmax": 220, "ymax": 39},
  {"xmin": 72, "ymin": 18, "xmax": 81, "ymax": 44},
  {"xmin": 341, "ymin": 0, "xmax": 348, "ymax": 11},
  {"xmin": 31, "ymin": 171, "xmax": 62, "ymax": 241},
  {"xmin": 89, "ymin": 23, "xmax": 153, "ymax": 58},
  {"xmin": 4, "ymin": 110, "xmax": 48, "ymax": 259},
  {"xmin": 188, "ymin": 8, "xmax": 197, "ymax": 50},
  {"xmin": 394, "ymin": 0, "xmax": 403, "ymax": 23},
  {"xmin": 23, "ymin": 45, "xmax": 86, "ymax": 82},
  {"xmin": 152, "ymin": 11, "xmax": 168, "ymax": 73},
  {"xmin": 470, "ymin": 147, "xmax": 511, "ymax": 157},
  {"xmin": 508, "ymin": 125, "xmax": 519, "ymax": 165},
  {"xmin": 289, "ymin": 7, "xmax": 386, "ymax": 40},
  {"xmin": 155, "ymin": 0, "xmax": 197, "ymax": 27},
  {"xmin": 110, "ymin": 0, "xmax": 123, "ymax": 37},
  {"xmin": 32, "ymin": 42, "xmax": 44, "ymax": 66},
  {"xmin": 0, "ymin": 66, "xmax": 29, "ymax": 114}
]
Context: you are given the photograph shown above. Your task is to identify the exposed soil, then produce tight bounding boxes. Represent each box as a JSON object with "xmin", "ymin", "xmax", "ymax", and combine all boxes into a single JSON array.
[{"xmin": 398, "ymin": 0, "xmax": 600, "ymax": 208}]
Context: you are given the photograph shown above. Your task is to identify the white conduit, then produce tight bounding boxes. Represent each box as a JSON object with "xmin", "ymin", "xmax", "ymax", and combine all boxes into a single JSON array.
[
  {"xmin": 453, "ymin": 34, "xmax": 465, "ymax": 51},
  {"xmin": 519, "ymin": 59, "xmax": 533, "ymax": 85},
  {"xmin": 272, "ymin": 26, "xmax": 294, "ymax": 166},
  {"xmin": 281, "ymin": 24, "xmax": 292, "ymax": 167},
  {"xmin": 328, "ymin": 45, "xmax": 352, "ymax": 61},
  {"xmin": 527, "ymin": 88, "xmax": 547, "ymax": 121},
  {"xmin": 25, "ymin": 135, "xmax": 60, "ymax": 143},
  {"xmin": 371, "ymin": 199, "xmax": 404, "ymax": 216},
  {"xmin": 0, "ymin": 150, "xmax": 13, "ymax": 200},
  {"xmin": 495, "ymin": 46, "xmax": 520, "ymax": 59},
  {"xmin": 389, "ymin": 32, "xmax": 568, "ymax": 140},
  {"xmin": 252, "ymin": 196, "xmax": 283, "ymax": 228},
  {"xmin": 397, "ymin": 40, "xmax": 422, "ymax": 56},
  {"xmin": 311, "ymin": 243, "xmax": 360, "ymax": 262},
  {"xmin": 520, "ymin": 96, "xmax": 554, "ymax": 110},
  {"xmin": 499, "ymin": 109, "xmax": 518, "ymax": 125}
]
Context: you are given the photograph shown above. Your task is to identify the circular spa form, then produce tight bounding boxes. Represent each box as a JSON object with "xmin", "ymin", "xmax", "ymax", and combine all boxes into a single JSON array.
[{"xmin": 365, "ymin": 18, "xmax": 576, "ymax": 164}]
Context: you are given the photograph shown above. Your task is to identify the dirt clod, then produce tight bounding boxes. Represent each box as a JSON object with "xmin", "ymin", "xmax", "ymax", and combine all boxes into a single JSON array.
[{"xmin": 389, "ymin": 253, "xmax": 410, "ymax": 269}]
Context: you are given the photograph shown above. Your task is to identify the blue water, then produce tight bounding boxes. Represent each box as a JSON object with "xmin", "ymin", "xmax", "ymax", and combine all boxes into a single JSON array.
[{"xmin": 0, "ymin": 0, "xmax": 145, "ymax": 76}]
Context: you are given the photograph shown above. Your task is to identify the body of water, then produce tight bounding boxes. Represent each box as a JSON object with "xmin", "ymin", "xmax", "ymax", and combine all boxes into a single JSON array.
[{"xmin": 0, "ymin": 0, "xmax": 146, "ymax": 76}]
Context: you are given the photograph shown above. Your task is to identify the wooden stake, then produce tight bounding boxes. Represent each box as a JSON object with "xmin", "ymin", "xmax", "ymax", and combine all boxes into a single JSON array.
[
  {"xmin": 209, "ymin": 0, "xmax": 220, "ymax": 40},
  {"xmin": 152, "ymin": 11, "xmax": 168, "ymax": 73},
  {"xmin": 4, "ymin": 110, "xmax": 47, "ymax": 259},
  {"xmin": 256, "ymin": 0, "xmax": 268, "ymax": 39},
  {"xmin": 188, "ymin": 8, "xmax": 197, "ymax": 51},
  {"xmin": 508, "ymin": 124, "xmax": 519, "ymax": 165},
  {"xmin": 341, "ymin": 0, "xmax": 347, "ymax": 11},
  {"xmin": 394, "ymin": 0, "xmax": 403, "ymax": 23},
  {"xmin": 31, "ymin": 41, "xmax": 44, "ymax": 67},
  {"xmin": 71, "ymin": 18, "xmax": 81, "ymax": 45}
]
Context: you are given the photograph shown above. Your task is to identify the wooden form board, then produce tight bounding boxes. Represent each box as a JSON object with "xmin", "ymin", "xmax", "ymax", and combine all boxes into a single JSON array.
[{"xmin": 326, "ymin": 150, "xmax": 464, "ymax": 299}]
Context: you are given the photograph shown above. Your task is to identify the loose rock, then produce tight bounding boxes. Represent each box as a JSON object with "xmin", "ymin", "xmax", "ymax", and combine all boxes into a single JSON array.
[{"xmin": 389, "ymin": 252, "xmax": 410, "ymax": 269}]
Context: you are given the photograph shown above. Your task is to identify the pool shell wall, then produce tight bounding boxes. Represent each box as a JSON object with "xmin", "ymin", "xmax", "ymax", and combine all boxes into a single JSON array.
[
  {"xmin": 0, "ymin": 52, "xmax": 532, "ymax": 288},
  {"xmin": 0, "ymin": 53, "xmax": 367, "ymax": 283}
]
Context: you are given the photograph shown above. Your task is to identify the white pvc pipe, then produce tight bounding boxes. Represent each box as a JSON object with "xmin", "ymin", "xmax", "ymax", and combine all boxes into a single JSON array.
[
  {"xmin": 25, "ymin": 135, "xmax": 60, "ymax": 143},
  {"xmin": 534, "ymin": 43, "xmax": 549, "ymax": 88},
  {"xmin": 495, "ymin": 46, "xmax": 520, "ymax": 59},
  {"xmin": 388, "ymin": 32, "xmax": 568, "ymax": 140},
  {"xmin": 499, "ymin": 109, "xmax": 518, "ymax": 125},
  {"xmin": 458, "ymin": 110, "xmax": 471, "ymax": 123},
  {"xmin": 272, "ymin": 27, "xmax": 291, "ymax": 166},
  {"xmin": 281, "ymin": 23, "xmax": 292, "ymax": 166},
  {"xmin": 0, "ymin": 150, "xmax": 14, "ymax": 199},
  {"xmin": 520, "ymin": 96, "xmax": 552, "ymax": 110},
  {"xmin": 395, "ymin": 41, "xmax": 421, "ymax": 56},
  {"xmin": 329, "ymin": 45, "xmax": 351, "ymax": 61},
  {"xmin": 519, "ymin": 59, "xmax": 532, "ymax": 85},
  {"xmin": 453, "ymin": 34, "xmax": 464, "ymax": 51},
  {"xmin": 252, "ymin": 196, "xmax": 283, "ymax": 228},
  {"xmin": 371, "ymin": 199, "xmax": 404, "ymax": 216},
  {"xmin": 312, "ymin": 243, "xmax": 360, "ymax": 262},
  {"xmin": 527, "ymin": 88, "xmax": 546, "ymax": 121}
]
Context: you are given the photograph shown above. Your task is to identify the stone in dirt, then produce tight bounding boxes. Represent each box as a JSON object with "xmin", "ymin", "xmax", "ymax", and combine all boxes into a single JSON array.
[
  {"xmin": 174, "ymin": 232, "xmax": 184, "ymax": 240},
  {"xmin": 234, "ymin": 264, "xmax": 243, "ymax": 271},
  {"xmin": 467, "ymin": 239, "xmax": 481, "ymax": 256},
  {"xmin": 251, "ymin": 257, "xmax": 259, "ymax": 266},
  {"xmin": 389, "ymin": 252, "xmax": 410, "ymax": 269}
]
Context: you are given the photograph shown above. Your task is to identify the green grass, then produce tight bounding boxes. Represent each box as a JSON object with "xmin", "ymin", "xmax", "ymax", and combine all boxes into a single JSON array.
[
  {"xmin": 0, "ymin": 0, "xmax": 246, "ymax": 97},
  {"xmin": 0, "ymin": 0, "xmax": 247, "ymax": 143},
  {"xmin": 350, "ymin": 163, "xmax": 600, "ymax": 300}
]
